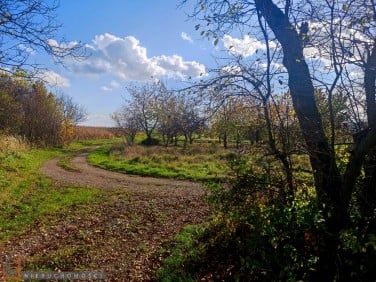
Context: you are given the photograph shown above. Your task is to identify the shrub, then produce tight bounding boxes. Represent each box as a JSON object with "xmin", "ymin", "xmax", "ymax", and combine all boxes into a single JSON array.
[
  {"xmin": 159, "ymin": 153, "xmax": 376, "ymax": 281},
  {"xmin": 140, "ymin": 137, "xmax": 160, "ymax": 146}
]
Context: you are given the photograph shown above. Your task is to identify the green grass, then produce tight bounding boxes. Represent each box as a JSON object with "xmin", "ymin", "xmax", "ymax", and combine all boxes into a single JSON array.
[
  {"xmin": 65, "ymin": 137, "xmax": 123, "ymax": 151},
  {"xmin": 157, "ymin": 225, "xmax": 206, "ymax": 282},
  {"xmin": 57, "ymin": 154, "xmax": 81, "ymax": 172},
  {"xmin": 0, "ymin": 145, "xmax": 102, "ymax": 243},
  {"xmin": 87, "ymin": 144, "xmax": 229, "ymax": 182}
]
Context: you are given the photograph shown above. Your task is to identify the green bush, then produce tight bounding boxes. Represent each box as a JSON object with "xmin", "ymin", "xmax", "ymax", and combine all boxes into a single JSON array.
[
  {"xmin": 158, "ymin": 155, "xmax": 376, "ymax": 281},
  {"xmin": 140, "ymin": 137, "xmax": 160, "ymax": 146}
]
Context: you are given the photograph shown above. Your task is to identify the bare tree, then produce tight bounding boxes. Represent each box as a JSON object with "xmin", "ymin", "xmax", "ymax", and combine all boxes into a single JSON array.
[
  {"xmin": 178, "ymin": 95, "xmax": 205, "ymax": 146},
  {"xmin": 157, "ymin": 92, "xmax": 181, "ymax": 146},
  {"xmin": 112, "ymin": 109, "xmax": 139, "ymax": 145},
  {"xmin": 121, "ymin": 81, "xmax": 165, "ymax": 144},
  {"xmin": 183, "ymin": 11, "xmax": 296, "ymax": 197},
  {"xmin": 184, "ymin": 0, "xmax": 376, "ymax": 279},
  {"xmin": 0, "ymin": 0, "xmax": 85, "ymax": 75},
  {"xmin": 57, "ymin": 93, "xmax": 87, "ymax": 124}
]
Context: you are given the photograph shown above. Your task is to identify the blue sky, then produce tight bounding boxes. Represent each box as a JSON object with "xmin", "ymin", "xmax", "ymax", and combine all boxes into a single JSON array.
[
  {"xmin": 37, "ymin": 1, "xmax": 336, "ymax": 127},
  {"xmin": 43, "ymin": 0, "xmax": 219, "ymax": 126}
]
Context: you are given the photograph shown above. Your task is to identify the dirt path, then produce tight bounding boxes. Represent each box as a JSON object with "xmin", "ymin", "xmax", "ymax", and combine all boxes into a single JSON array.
[
  {"xmin": 42, "ymin": 154, "xmax": 204, "ymax": 194},
  {"xmin": 0, "ymin": 154, "xmax": 209, "ymax": 281}
]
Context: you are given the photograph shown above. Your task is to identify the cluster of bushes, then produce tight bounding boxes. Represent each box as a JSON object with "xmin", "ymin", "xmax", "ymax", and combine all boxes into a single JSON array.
[
  {"xmin": 0, "ymin": 72, "xmax": 85, "ymax": 146},
  {"xmin": 158, "ymin": 156, "xmax": 376, "ymax": 281}
]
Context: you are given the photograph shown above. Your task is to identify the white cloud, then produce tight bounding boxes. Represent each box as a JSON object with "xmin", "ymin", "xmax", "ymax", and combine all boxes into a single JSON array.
[
  {"xmin": 110, "ymin": 80, "xmax": 121, "ymax": 88},
  {"xmin": 19, "ymin": 44, "xmax": 35, "ymax": 55},
  {"xmin": 101, "ymin": 86, "xmax": 112, "ymax": 92},
  {"xmin": 101, "ymin": 80, "xmax": 121, "ymax": 92},
  {"xmin": 47, "ymin": 39, "xmax": 79, "ymax": 50},
  {"xmin": 222, "ymin": 35, "xmax": 273, "ymax": 57},
  {"xmin": 152, "ymin": 55, "xmax": 205, "ymax": 78},
  {"xmin": 220, "ymin": 65, "xmax": 242, "ymax": 75},
  {"xmin": 305, "ymin": 21, "xmax": 373, "ymax": 69},
  {"xmin": 38, "ymin": 70, "xmax": 70, "ymax": 88},
  {"xmin": 303, "ymin": 46, "xmax": 333, "ymax": 69},
  {"xmin": 80, "ymin": 114, "xmax": 114, "ymax": 127},
  {"xmin": 181, "ymin": 32, "xmax": 193, "ymax": 43},
  {"xmin": 72, "ymin": 33, "xmax": 205, "ymax": 80}
]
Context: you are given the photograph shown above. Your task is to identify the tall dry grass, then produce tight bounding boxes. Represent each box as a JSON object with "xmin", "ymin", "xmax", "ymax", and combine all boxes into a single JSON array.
[
  {"xmin": 75, "ymin": 126, "xmax": 116, "ymax": 140},
  {"xmin": 0, "ymin": 135, "xmax": 29, "ymax": 154}
]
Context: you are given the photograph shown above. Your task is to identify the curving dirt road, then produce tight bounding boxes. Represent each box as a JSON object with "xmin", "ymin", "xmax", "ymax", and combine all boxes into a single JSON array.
[
  {"xmin": 1, "ymin": 153, "xmax": 209, "ymax": 281},
  {"xmin": 42, "ymin": 154, "xmax": 204, "ymax": 195}
]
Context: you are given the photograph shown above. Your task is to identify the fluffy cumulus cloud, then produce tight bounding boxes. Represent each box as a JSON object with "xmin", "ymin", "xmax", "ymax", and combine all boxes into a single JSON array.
[
  {"xmin": 302, "ymin": 21, "xmax": 374, "ymax": 71},
  {"xmin": 72, "ymin": 33, "xmax": 205, "ymax": 80},
  {"xmin": 181, "ymin": 32, "xmax": 193, "ymax": 43},
  {"xmin": 38, "ymin": 70, "xmax": 70, "ymax": 88},
  {"xmin": 222, "ymin": 35, "xmax": 272, "ymax": 57}
]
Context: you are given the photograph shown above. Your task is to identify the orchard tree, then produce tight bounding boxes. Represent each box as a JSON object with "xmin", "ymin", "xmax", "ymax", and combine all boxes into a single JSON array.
[
  {"xmin": 178, "ymin": 95, "xmax": 205, "ymax": 146},
  {"xmin": 184, "ymin": 0, "xmax": 376, "ymax": 279},
  {"xmin": 157, "ymin": 90, "xmax": 181, "ymax": 146},
  {"xmin": 112, "ymin": 108, "xmax": 139, "ymax": 145},
  {"xmin": 185, "ymin": 11, "xmax": 296, "ymax": 195},
  {"xmin": 118, "ymin": 81, "xmax": 166, "ymax": 144}
]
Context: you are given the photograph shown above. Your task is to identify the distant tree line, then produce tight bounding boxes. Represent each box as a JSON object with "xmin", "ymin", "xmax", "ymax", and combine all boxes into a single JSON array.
[
  {"xmin": 113, "ymin": 81, "xmax": 206, "ymax": 147},
  {"xmin": 0, "ymin": 72, "xmax": 86, "ymax": 146}
]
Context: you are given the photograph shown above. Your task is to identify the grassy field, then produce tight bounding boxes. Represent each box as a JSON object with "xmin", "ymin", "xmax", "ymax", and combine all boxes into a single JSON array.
[
  {"xmin": 0, "ymin": 134, "xmax": 319, "ymax": 280},
  {"xmin": 84, "ymin": 137, "xmax": 316, "ymax": 188},
  {"xmin": 88, "ymin": 143, "xmax": 230, "ymax": 182},
  {"xmin": 0, "ymin": 138, "xmax": 103, "ymax": 243},
  {"xmin": 0, "ymin": 135, "xmax": 211, "ymax": 279},
  {"xmin": 0, "ymin": 134, "xmax": 315, "ymax": 245}
]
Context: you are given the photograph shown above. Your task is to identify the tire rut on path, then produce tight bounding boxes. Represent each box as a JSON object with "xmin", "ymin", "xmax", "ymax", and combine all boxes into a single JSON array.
[{"xmin": 0, "ymin": 154, "xmax": 209, "ymax": 281}]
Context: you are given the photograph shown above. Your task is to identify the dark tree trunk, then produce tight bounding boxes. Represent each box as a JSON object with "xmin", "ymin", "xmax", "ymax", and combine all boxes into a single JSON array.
[
  {"xmin": 162, "ymin": 134, "xmax": 168, "ymax": 147},
  {"xmin": 235, "ymin": 132, "xmax": 240, "ymax": 149},
  {"xmin": 255, "ymin": 129, "xmax": 260, "ymax": 145},
  {"xmin": 262, "ymin": 100, "xmax": 294, "ymax": 197},
  {"xmin": 365, "ymin": 44, "xmax": 376, "ymax": 129},
  {"xmin": 254, "ymin": 0, "xmax": 344, "ymax": 279},
  {"xmin": 223, "ymin": 132, "xmax": 228, "ymax": 149},
  {"xmin": 184, "ymin": 134, "xmax": 188, "ymax": 147},
  {"xmin": 146, "ymin": 132, "xmax": 152, "ymax": 143},
  {"xmin": 362, "ymin": 43, "xmax": 376, "ymax": 222}
]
